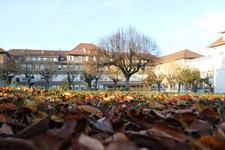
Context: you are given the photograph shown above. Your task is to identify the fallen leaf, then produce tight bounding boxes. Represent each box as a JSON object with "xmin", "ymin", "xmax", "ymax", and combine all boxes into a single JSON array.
[
  {"xmin": 78, "ymin": 105, "xmax": 103, "ymax": 118},
  {"xmin": 106, "ymin": 141, "xmax": 138, "ymax": 150},
  {"xmin": 0, "ymin": 103, "xmax": 18, "ymax": 111},
  {"xmin": 188, "ymin": 119, "xmax": 213, "ymax": 136},
  {"xmin": 48, "ymin": 120, "xmax": 76, "ymax": 138},
  {"xmin": 94, "ymin": 117, "xmax": 114, "ymax": 133},
  {"xmin": 78, "ymin": 133, "xmax": 104, "ymax": 150},
  {"xmin": 199, "ymin": 108, "xmax": 220, "ymax": 122},
  {"xmin": 17, "ymin": 116, "xmax": 49, "ymax": 138},
  {"xmin": 197, "ymin": 135, "xmax": 223, "ymax": 150},
  {"xmin": 23, "ymin": 100, "xmax": 37, "ymax": 112},
  {"xmin": 0, "ymin": 114, "xmax": 8, "ymax": 121},
  {"xmin": 0, "ymin": 123, "xmax": 14, "ymax": 135},
  {"xmin": 148, "ymin": 122, "xmax": 188, "ymax": 143},
  {"xmin": 0, "ymin": 137, "xmax": 39, "ymax": 150}
]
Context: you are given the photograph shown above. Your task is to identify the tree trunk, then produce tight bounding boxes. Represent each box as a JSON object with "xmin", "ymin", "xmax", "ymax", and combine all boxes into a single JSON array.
[
  {"xmin": 125, "ymin": 76, "xmax": 130, "ymax": 91},
  {"xmin": 68, "ymin": 82, "xmax": 72, "ymax": 90},
  {"xmin": 192, "ymin": 82, "xmax": 198, "ymax": 92},
  {"xmin": 45, "ymin": 80, "xmax": 50, "ymax": 90},
  {"xmin": 94, "ymin": 79, "xmax": 98, "ymax": 90},
  {"xmin": 28, "ymin": 81, "xmax": 32, "ymax": 88},
  {"xmin": 113, "ymin": 81, "xmax": 117, "ymax": 91},
  {"xmin": 169, "ymin": 84, "xmax": 173, "ymax": 92},
  {"xmin": 178, "ymin": 82, "xmax": 181, "ymax": 93},
  {"xmin": 87, "ymin": 81, "xmax": 92, "ymax": 90},
  {"xmin": 157, "ymin": 82, "xmax": 161, "ymax": 92},
  {"xmin": 6, "ymin": 76, "xmax": 13, "ymax": 86}
]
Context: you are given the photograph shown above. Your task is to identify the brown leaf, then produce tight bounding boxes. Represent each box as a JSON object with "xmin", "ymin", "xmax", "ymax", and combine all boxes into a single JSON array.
[
  {"xmin": 0, "ymin": 114, "xmax": 8, "ymax": 121},
  {"xmin": 199, "ymin": 108, "xmax": 220, "ymax": 122},
  {"xmin": 23, "ymin": 100, "xmax": 38, "ymax": 112},
  {"xmin": 78, "ymin": 105, "xmax": 103, "ymax": 118},
  {"xmin": 148, "ymin": 122, "xmax": 188, "ymax": 143},
  {"xmin": 0, "ymin": 123, "xmax": 14, "ymax": 135},
  {"xmin": 32, "ymin": 133, "xmax": 69, "ymax": 150},
  {"xmin": 213, "ymin": 128, "xmax": 225, "ymax": 141},
  {"xmin": 106, "ymin": 141, "xmax": 138, "ymax": 150},
  {"xmin": 188, "ymin": 119, "xmax": 213, "ymax": 136},
  {"xmin": 17, "ymin": 116, "xmax": 49, "ymax": 138},
  {"xmin": 78, "ymin": 133, "xmax": 104, "ymax": 150},
  {"xmin": 174, "ymin": 112, "xmax": 198, "ymax": 123},
  {"xmin": 197, "ymin": 135, "xmax": 224, "ymax": 150},
  {"xmin": 48, "ymin": 120, "xmax": 76, "ymax": 138},
  {"xmin": 0, "ymin": 103, "xmax": 18, "ymax": 111},
  {"xmin": 105, "ymin": 132, "xmax": 128, "ymax": 144},
  {"xmin": 94, "ymin": 117, "xmax": 114, "ymax": 133},
  {"xmin": 0, "ymin": 137, "xmax": 39, "ymax": 150},
  {"xmin": 127, "ymin": 131, "xmax": 192, "ymax": 150},
  {"xmin": 127, "ymin": 109, "xmax": 152, "ymax": 129}
]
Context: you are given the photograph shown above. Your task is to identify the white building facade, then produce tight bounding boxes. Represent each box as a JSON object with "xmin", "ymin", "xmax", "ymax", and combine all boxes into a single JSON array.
[{"xmin": 208, "ymin": 31, "xmax": 225, "ymax": 93}]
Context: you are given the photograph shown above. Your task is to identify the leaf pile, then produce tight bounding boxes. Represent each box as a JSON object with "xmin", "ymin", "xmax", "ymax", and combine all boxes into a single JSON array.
[{"xmin": 0, "ymin": 87, "xmax": 225, "ymax": 150}]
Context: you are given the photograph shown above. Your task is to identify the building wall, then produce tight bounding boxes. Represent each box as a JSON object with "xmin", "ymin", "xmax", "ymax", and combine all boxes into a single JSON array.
[{"xmin": 212, "ymin": 45, "xmax": 225, "ymax": 93}]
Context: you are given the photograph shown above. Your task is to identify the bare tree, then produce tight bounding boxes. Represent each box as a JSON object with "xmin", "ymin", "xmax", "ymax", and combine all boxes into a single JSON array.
[
  {"xmin": 144, "ymin": 68, "xmax": 164, "ymax": 92},
  {"xmin": 39, "ymin": 64, "xmax": 57, "ymax": 89},
  {"xmin": 65, "ymin": 63, "xmax": 78, "ymax": 90},
  {"xmin": 22, "ymin": 67, "xmax": 34, "ymax": 88},
  {"xmin": 105, "ymin": 65, "xmax": 124, "ymax": 90},
  {"xmin": 83, "ymin": 62, "xmax": 95, "ymax": 90},
  {"xmin": 0, "ymin": 57, "xmax": 18, "ymax": 86},
  {"xmin": 99, "ymin": 26, "xmax": 159, "ymax": 90},
  {"xmin": 19, "ymin": 61, "xmax": 35, "ymax": 88},
  {"xmin": 83, "ymin": 60, "xmax": 104, "ymax": 90}
]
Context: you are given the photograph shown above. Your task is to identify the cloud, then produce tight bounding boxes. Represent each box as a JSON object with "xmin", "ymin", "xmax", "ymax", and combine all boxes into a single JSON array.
[{"xmin": 194, "ymin": 11, "xmax": 225, "ymax": 32}]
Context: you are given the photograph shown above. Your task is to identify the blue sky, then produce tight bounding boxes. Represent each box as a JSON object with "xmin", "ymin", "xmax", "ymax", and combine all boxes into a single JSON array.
[{"xmin": 1, "ymin": 0, "xmax": 225, "ymax": 55}]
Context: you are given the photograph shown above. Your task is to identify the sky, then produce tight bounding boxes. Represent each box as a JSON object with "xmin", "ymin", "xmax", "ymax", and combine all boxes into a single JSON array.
[{"xmin": 1, "ymin": 0, "xmax": 225, "ymax": 56}]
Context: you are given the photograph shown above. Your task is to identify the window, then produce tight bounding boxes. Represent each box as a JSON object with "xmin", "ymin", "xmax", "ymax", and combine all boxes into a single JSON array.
[
  {"xmin": 40, "ymin": 65, "xmax": 44, "ymax": 70},
  {"xmin": 75, "ymin": 56, "xmax": 82, "ymax": 62},
  {"xmin": 27, "ymin": 64, "xmax": 32, "ymax": 69},
  {"xmin": 62, "ymin": 65, "xmax": 66, "ymax": 70},
  {"xmin": 32, "ymin": 57, "xmax": 36, "ymax": 61},
  {"xmin": 74, "ymin": 65, "xmax": 79, "ymax": 71},
  {"xmin": 79, "ymin": 65, "xmax": 83, "ymax": 71},
  {"xmin": 35, "ymin": 64, "xmax": 39, "ymax": 70},
  {"xmin": 58, "ymin": 65, "xmax": 62, "ymax": 70},
  {"xmin": 80, "ymin": 75, "xmax": 84, "ymax": 80},
  {"xmin": 25, "ymin": 57, "xmax": 32, "ymax": 61}
]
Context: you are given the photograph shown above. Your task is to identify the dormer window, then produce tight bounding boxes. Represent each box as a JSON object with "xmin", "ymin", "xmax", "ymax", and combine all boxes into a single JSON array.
[{"xmin": 83, "ymin": 48, "xmax": 86, "ymax": 53}]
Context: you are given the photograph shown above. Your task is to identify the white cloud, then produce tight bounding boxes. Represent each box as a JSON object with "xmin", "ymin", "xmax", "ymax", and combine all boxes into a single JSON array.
[{"xmin": 194, "ymin": 11, "xmax": 225, "ymax": 32}]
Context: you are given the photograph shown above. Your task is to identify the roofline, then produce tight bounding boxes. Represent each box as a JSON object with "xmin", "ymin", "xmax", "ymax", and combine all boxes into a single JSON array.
[
  {"xmin": 8, "ymin": 49, "xmax": 69, "ymax": 52},
  {"xmin": 207, "ymin": 43, "xmax": 225, "ymax": 48}
]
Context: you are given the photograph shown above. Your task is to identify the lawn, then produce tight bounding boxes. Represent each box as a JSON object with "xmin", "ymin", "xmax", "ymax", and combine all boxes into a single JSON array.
[{"xmin": 0, "ymin": 87, "xmax": 225, "ymax": 150}]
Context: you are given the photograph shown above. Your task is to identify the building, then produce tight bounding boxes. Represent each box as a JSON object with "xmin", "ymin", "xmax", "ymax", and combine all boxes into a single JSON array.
[
  {"xmin": 154, "ymin": 49, "xmax": 213, "ymax": 92},
  {"xmin": 5, "ymin": 43, "xmax": 145, "ymax": 89},
  {"xmin": 0, "ymin": 43, "xmax": 215, "ymax": 91},
  {"xmin": 208, "ymin": 31, "xmax": 225, "ymax": 93}
]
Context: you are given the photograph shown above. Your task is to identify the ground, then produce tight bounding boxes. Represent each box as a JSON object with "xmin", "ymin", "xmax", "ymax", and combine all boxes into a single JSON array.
[{"xmin": 0, "ymin": 87, "xmax": 225, "ymax": 150}]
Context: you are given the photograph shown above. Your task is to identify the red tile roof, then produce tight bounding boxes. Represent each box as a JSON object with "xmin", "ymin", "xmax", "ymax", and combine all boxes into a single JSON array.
[
  {"xmin": 207, "ymin": 36, "xmax": 225, "ymax": 48},
  {"xmin": 158, "ymin": 49, "xmax": 203, "ymax": 64},
  {"xmin": 8, "ymin": 49, "xmax": 69, "ymax": 57},
  {"xmin": 68, "ymin": 43, "xmax": 101, "ymax": 56},
  {"xmin": 0, "ymin": 48, "xmax": 5, "ymax": 52}
]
